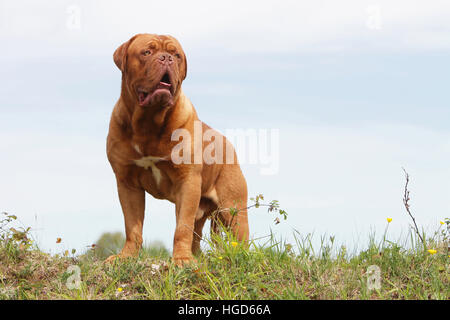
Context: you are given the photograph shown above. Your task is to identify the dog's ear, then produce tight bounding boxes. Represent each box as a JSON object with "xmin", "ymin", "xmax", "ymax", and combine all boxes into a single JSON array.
[
  {"xmin": 182, "ymin": 53, "xmax": 188, "ymax": 80},
  {"xmin": 113, "ymin": 35, "xmax": 138, "ymax": 72},
  {"xmin": 167, "ymin": 35, "xmax": 187, "ymax": 80}
]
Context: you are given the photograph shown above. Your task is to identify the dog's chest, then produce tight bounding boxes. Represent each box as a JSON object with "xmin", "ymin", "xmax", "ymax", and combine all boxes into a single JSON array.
[{"xmin": 132, "ymin": 144, "xmax": 166, "ymax": 187}]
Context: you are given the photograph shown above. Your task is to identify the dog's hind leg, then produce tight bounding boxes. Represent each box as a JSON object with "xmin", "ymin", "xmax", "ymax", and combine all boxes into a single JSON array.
[
  {"xmin": 192, "ymin": 197, "xmax": 219, "ymax": 254},
  {"xmin": 214, "ymin": 166, "xmax": 249, "ymax": 243}
]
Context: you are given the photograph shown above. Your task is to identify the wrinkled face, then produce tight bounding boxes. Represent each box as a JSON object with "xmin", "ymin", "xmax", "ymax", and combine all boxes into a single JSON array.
[{"xmin": 114, "ymin": 34, "xmax": 187, "ymax": 108}]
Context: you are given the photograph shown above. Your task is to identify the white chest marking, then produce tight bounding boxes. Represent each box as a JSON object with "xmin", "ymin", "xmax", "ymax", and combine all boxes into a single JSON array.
[
  {"xmin": 134, "ymin": 144, "xmax": 143, "ymax": 155},
  {"xmin": 134, "ymin": 156, "xmax": 164, "ymax": 186}
]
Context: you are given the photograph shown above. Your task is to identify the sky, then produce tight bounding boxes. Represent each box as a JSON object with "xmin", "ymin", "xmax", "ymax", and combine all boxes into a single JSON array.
[{"xmin": 0, "ymin": 0, "xmax": 449, "ymax": 256}]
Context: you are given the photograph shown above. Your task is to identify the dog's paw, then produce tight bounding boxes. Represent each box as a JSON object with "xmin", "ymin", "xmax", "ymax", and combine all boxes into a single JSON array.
[
  {"xmin": 173, "ymin": 256, "xmax": 197, "ymax": 268},
  {"xmin": 104, "ymin": 254, "xmax": 121, "ymax": 264},
  {"xmin": 104, "ymin": 253, "xmax": 133, "ymax": 264}
]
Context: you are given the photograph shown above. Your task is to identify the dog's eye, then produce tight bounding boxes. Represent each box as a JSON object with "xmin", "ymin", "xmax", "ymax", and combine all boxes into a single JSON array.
[
  {"xmin": 143, "ymin": 50, "xmax": 151, "ymax": 56},
  {"xmin": 175, "ymin": 53, "xmax": 181, "ymax": 59}
]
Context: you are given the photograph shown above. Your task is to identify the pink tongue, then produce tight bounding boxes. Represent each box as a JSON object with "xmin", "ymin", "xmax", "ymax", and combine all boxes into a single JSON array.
[{"xmin": 159, "ymin": 82, "xmax": 171, "ymax": 88}]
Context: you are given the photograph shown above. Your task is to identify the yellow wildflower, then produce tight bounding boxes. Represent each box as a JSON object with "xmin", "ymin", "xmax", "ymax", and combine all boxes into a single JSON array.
[
  {"xmin": 231, "ymin": 241, "xmax": 238, "ymax": 247},
  {"xmin": 427, "ymin": 249, "xmax": 437, "ymax": 255},
  {"xmin": 117, "ymin": 287, "xmax": 123, "ymax": 292},
  {"xmin": 440, "ymin": 221, "xmax": 445, "ymax": 225},
  {"xmin": 386, "ymin": 218, "xmax": 392, "ymax": 223}
]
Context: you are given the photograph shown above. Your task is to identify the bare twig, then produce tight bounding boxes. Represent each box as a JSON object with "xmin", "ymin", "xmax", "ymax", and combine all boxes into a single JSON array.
[
  {"xmin": 207, "ymin": 195, "xmax": 287, "ymax": 243},
  {"xmin": 402, "ymin": 168, "xmax": 424, "ymax": 245}
]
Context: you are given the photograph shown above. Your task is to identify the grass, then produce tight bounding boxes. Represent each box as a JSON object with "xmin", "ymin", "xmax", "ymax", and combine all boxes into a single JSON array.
[{"xmin": 0, "ymin": 213, "xmax": 448, "ymax": 300}]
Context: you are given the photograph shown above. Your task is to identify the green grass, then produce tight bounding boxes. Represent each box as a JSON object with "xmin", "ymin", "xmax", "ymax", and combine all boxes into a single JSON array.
[{"xmin": 0, "ymin": 215, "xmax": 448, "ymax": 300}]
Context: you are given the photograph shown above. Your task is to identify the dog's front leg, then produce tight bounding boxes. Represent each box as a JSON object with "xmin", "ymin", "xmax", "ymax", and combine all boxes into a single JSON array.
[
  {"xmin": 105, "ymin": 179, "xmax": 145, "ymax": 262},
  {"xmin": 173, "ymin": 175, "xmax": 201, "ymax": 266}
]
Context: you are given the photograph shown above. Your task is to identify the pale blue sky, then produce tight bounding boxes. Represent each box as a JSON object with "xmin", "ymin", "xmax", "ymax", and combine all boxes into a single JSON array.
[{"xmin": 1, "ymin": 0, "xmax": 449, "ymax": 255}]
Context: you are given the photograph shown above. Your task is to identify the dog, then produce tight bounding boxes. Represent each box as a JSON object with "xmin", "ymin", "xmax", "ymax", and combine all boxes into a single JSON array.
[{"xmin": 106, "ymin": 34, "xmax": 249, "ymax": 266}]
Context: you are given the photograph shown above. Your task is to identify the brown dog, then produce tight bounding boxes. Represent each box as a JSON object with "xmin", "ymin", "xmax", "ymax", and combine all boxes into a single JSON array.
[{"xmin": 106, "ymin": 34, "xmax": 249, "ymax": 266}]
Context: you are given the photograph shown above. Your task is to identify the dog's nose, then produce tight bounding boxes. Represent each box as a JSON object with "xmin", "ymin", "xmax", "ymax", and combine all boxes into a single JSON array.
[{"xmin": 158, "ymin": 53, "xmax": 173, "ymax": 65}]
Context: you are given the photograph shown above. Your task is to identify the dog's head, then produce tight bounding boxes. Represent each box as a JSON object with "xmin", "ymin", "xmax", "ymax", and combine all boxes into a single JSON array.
[{"xmin": 114, "ymin": 33, "xmax": 187, "ymax": 109}]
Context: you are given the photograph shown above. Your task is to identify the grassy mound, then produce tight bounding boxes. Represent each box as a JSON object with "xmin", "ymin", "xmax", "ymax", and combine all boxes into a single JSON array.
[{"xmin": 0, "ymin": 212, "xmax": 448, "ymax": 299}]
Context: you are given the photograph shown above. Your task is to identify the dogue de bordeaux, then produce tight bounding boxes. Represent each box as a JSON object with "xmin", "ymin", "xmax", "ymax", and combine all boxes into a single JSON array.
[{"xmin": 106, "ymin": 33, "xmax": 249, "ymax": 266}]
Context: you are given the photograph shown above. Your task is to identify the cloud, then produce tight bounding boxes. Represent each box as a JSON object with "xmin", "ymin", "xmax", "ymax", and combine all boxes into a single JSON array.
[{"xmin": 1, "ymin": 0, "xmax": 450, "ymax": 59}]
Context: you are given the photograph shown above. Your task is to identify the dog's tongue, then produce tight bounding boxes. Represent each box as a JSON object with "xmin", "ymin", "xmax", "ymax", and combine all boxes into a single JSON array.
[
  {"xmin": 158, "ymin": 81, "xmax": 171, "ymax": 90},
  {"xmin": 138, "ymin": 92, "xmax": 152, "ymax": 106},
  {"xmin": 138, "ymin": 82, "xmax": 172, "ymax": 106}
]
